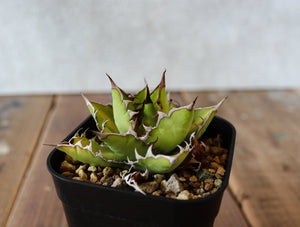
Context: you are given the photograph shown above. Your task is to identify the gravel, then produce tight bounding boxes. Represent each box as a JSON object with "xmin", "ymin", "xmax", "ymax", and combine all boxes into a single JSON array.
[{"xmin": 59, "ymin": 135, "xmax": 228, "ymax": 200}]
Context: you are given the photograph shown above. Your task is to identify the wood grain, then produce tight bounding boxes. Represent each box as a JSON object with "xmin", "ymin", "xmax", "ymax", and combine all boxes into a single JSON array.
[
  {"xmin": 0, "ymin": 96, "xmax": 53, "ymax": 227},
  {"xmin": 6, "ymin": 94, "xmax": 111, "ymax": 227},
  {"xmin": 182, "ymin": 90, "xmax": 300, "ymax": 227},
  {"xmin": 215, "ymin": 190, "xmax": 248, "ymax": 227}
]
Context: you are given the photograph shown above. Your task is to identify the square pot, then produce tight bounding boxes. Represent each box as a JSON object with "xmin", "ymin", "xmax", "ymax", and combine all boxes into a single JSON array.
[{"xmin": 47, "ymin": 116, "xmax": 236, "ymax": 227}]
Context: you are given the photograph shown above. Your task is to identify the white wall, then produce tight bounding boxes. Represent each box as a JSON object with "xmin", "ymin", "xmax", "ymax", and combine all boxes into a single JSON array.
[{"xmin": 1, "ymin": 0, "xmax": 300, "ymax": 95}]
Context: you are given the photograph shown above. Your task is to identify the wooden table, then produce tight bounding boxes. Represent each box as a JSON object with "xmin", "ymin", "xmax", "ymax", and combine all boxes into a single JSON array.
[{"xmin": 1, "ymin": 90, "xmax": 299, "ymax": 227}]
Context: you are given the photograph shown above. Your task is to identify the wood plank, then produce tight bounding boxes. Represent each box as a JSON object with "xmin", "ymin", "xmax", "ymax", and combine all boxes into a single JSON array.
[
  {"xmin": 0, "ymin": 95, "xmax": 53, "ymax": 227},
  {"xmin": 182, "ymin": 90, "xmax": 300, "ymax": 227},
  {"xmin": 215, "ymin": 190, "xmax": 248, "ymax": 227},
  {"xmin": 6, "ymin": 94, "xmax": 111, "ymax": 227}
]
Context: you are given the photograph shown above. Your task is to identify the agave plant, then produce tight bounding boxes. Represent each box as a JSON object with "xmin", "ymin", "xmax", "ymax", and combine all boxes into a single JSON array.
[{"xmin": 56, "ymin": 72, "xmax": 225, "ymax": 177}]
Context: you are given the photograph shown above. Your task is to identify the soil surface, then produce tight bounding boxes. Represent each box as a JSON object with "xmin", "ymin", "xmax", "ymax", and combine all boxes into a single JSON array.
[{"xmin": 59, "ymin": 135, "xmax": 228, "ymax": 200}]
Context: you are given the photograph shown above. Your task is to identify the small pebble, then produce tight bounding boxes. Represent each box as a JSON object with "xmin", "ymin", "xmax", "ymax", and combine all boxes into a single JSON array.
[
  {"xmin": 88, "ymin": 166, "xmax": 97, "ymax": 172},
  {"xmin": 61, "ymin": 171, "xmax": 75, "ymax": 178},
  {"xmin": 210, "ymin": 147, "xmax": 223, "ymax": 155},
  {"xmin": 203, "ymin": 192, "xmax": 211, "ymax": 197},
  {"xmin": 204, "ymin": 179, "xmax": 214, "ymax": 191},
  {"xmin": 161, "ymin": 174, "xmax": 183, "ymax": 195},
  {"xmin": 192, "ymin": 194, "xmax": 202, "ymax": 199},
  {"xmin": 99, "ymin": 176, "xmax": 109, "ymax": 184},
  {"xmin": 189, "ymin": 175, "xmax": 198, "ymax": 182},
  {"xmin": 113, "ymin": 174, "xmax": 121, "ymax": 180},
  {"xmin": 208, "ymin": 168, "xmax": 216, "ymax": 174},
  {"xmin": 111, "ymin": 178, "xmax": 123, "ymax": 188},
  {"xmin": 60, "ymin": 160, "xmax": 76, "ymax": 172},
  {"xmin": 190, "ymin": 181, "xmax": 201, "ymax": 188},
  {"xmin": 78, "ymin": 169, "xmax": 88, "ymax": 180},
  {"xmin": 75, "ymin": 164, "xmax": 87, "ymax": 174},
  {"xmin": 103, "ymin": 167, "xmax": 114, "ymax": 177},
  {"xmin": 90, "ymin": 172, "xmax": 98, "ymax": 183},
  {"xmin": 220, "ymin": 154, "xmax": 228, "ymax": 164},
  {"xmin": 96, "ymin": 172, "xmax": 103, "ymax": 178},
  {"xmin": 165, "ymin": 192, "xmax": 177, "ymax": 199},
  {"xmin": 211, "ymin": 188, "xmax": 218, "ymax": 193},
  {"xmin": 139, "ymin": 181, "xmax": 159, "ymax": 194},
  {"xmin": 72, "ymin": 177, "xmax": 84, "ymax": 181},
  {"xmin": 214, "ymin": 179, "xmax": 222, "ymax": 188},
  {"xmin": 120, "ymin": 170, "xmax": 128, "ymax": 177},
  {"xmin": 212, "ymin": 156, "xmax": 221, "ymax": 164},
  {"xmin": 152, "ymin": 190, "xmax": 162, "ymax": 196},
  {"xmin": 178, "ymin": 177, "xmax": 186, "ymax": 182},
  {"xmin": 198, "ymin": 170, "xmax": 214, "ymax": 180},
  {"xmin": 194, "ymin": 187, "xmax": 205, "ymax": 195},
  {"xmin": 177, "ymin": 190, "xmax": 192, "ymax": 200},
  {"xmin": 216, "ymin": 167, "xmax": 226, "ymax": 176},
  {"xmin": 153, "ymin": 174, "xmax": 165, "ymax": 183},
  {"xmin": 210, "ymin": 162, "xmax": 220, "ymax": 169},
  {"xmin": 102, "ymin": 177, "xmax": 114, "ymax": 186}
]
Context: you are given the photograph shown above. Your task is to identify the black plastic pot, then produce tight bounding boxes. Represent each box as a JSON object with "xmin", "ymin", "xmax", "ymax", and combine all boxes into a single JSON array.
[{"xmin": 47, "ymin": 116, "xmax": 236, "ymax": 227}]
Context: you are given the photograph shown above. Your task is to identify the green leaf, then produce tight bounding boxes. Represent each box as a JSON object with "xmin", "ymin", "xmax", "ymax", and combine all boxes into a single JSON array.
[
  {"xmin": 146, "ymin": 102, "xmax": 195, "ymax": 154},
  {"xmin": 150, "ymin": 71, "xmax": 170, "ymax": 114},
  {"xmin": 187, "ymin": 97, "xmax": 226, "ymax": 140},
  {"xmin": 132, "ymin": 86, "xmax": 147, "ymax": 109},
  {"xmin": 140, "ymin": 86, "xmax": 158, "ymax": 128},
  {"xmin": 111, "ymin": 84, "xmax": 132, "ymax": 133},
  {"xmin": 99, "ymin": 132, "xmax": 149, "ymax": 161},
  {"xmin": 82, "ymin": 95, "xmax": 118, "ymax": 133},
  {"xmin": 141, "ymin": 102, "xmax": 158, "ymax": 127},
  {"xmin": 133, "ymin": 145, "xmax": 190, "ymax": 173},
  {"xmin": 56, "ymin": 135, "xmax": 120, "ymax": 167}
]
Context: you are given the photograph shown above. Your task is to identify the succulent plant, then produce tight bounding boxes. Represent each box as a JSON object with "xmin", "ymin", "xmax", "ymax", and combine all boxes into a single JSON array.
[{"xmin": 56, "ymin": 72, "xmax": 225, "ymax": 176}]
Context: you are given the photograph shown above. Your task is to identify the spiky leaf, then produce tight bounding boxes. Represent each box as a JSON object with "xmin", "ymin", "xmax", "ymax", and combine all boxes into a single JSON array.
[
  {"xmin": 96, "ymin": 132, "xmax": 149, "ymax": 161},
  {"xmin": 150, "ymin": 71, "xmax": 170, "ymax": 114},
  {"xmin": 132, "ymin": 144, "xmax": 190, "ymax": 173},
  {"xmin": 56, "ymin": 134, "xmax": 118, "ymax": 167},
  {"xmin": 82, "ymin": 95, "xmax": 118, "ymax": 133},
  {"xmin": 111, "ymin": 87, "xmax": 132, "ymax": 133},
  {"xmin": 146, "ymin": 102, "xmax": 195, "ymax": 154},
  {"xmin": 187, "ymin": 98, "xmax": 226, "ymax": 139}
]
